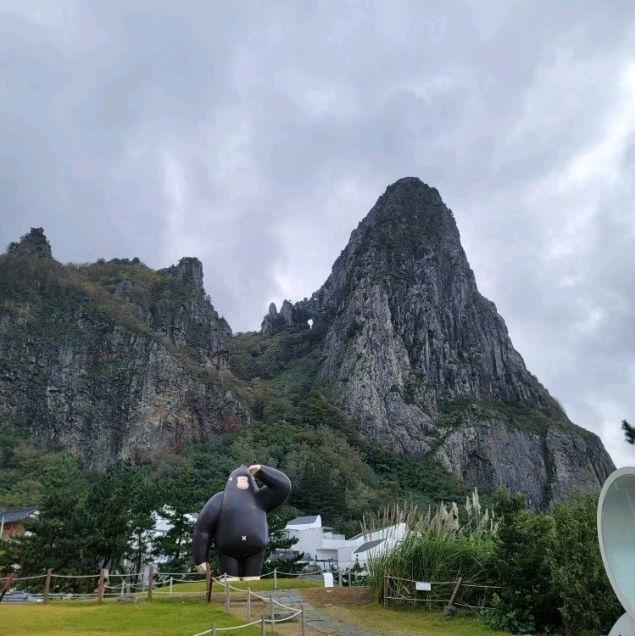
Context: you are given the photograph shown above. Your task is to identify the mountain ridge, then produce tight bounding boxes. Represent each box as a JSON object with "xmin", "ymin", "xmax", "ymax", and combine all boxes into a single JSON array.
[
  {"xmin": 255, "ymin": 177, "xmax": 614, "ymax": 507},
  {"xmin": 0, "ymin": 179, "xmax": 615, "ymax": 510}
]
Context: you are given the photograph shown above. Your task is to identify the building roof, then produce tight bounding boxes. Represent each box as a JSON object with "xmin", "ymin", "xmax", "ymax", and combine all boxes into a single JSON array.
[
  {"xmin": 287, "ymin": 515, "xmax": 319, "ymax": 525},
  {"xmin": 353, "ymin": 538, "xmax": 384, "ymax": 554},
  {"xmin": 0, "ymin": 506, "xmax": 38, "ymax": 524}
]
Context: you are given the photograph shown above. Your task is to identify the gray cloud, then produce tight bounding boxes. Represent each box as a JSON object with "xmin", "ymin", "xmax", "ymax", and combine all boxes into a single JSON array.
[{"xmin": 1, "ymin": 0, "xmax": 634, "ymax": 466}]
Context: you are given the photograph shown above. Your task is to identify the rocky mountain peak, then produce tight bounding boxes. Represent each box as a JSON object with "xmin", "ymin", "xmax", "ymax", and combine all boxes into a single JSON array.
[
  {"xmin": 171, "ymin": 257, "xmax": 205, "ymax": 293},
  {"xmin": 289, "ymin": 177, "xmax": 614, "ymax": 508},
  {"xmin": 6, "ymin": 227, "xmax": 53, "ymax": 258}
]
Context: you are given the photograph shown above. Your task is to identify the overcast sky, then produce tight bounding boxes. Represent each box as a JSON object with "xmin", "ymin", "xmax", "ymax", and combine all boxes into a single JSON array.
[{"xmin": 1, "ymin": 1, "xmax": 634, "ymax": 467}]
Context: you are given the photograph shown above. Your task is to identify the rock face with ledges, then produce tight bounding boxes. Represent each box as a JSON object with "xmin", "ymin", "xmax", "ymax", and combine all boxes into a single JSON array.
[
  {"xmin": 0, "ymin": 233, "xmax": 246, "ymax": 468},
  {"xmin": 286, "ymin": 177, "xmax": 613, "ymax": 507},
  {"xmin": 1, "ymin": 176, "xmax": 617, "ymax": 509}
]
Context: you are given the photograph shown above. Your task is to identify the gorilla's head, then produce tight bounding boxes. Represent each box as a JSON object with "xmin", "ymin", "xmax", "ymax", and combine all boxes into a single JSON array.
[{"xmin": 226, "ymin": 465, "xmax": 257, "ymax": 494}]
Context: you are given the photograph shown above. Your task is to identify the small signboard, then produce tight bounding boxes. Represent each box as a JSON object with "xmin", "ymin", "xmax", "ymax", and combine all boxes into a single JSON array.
[
  {"xmin": 323, "ymin": 572, "xmax": 334, "ymax": 588},
  {"xmin": 415, "ymin": 581, "xmax": 432, "ymax": 592}
]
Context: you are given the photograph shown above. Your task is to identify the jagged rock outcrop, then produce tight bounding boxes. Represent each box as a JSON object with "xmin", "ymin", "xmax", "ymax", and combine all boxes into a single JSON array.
[
  {"xmin": 6, "ymin": 227, "xmax": 52, "ymax": 258},
  {"xmin": 284, "ymin": 177, "xmax": 613, "ymax": 507},
  {"xmin": 260, "ymin": 300, "xmax": 308, "ymax": 335},
  {"xmin": 0, "ymin": 233, "xmax": 247, "ymax": 468},
  {"xmin": 152, "ymin": 257, "xmax": 232, "ymax": 371}
]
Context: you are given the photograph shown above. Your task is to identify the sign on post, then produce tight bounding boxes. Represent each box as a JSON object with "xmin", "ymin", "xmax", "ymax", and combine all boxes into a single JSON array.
[{"xmin": 415, "ymin": 581, "xmax": 432, "ymax": 592}]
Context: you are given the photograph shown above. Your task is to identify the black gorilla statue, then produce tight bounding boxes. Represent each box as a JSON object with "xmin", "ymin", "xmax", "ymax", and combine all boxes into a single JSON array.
[{"xmin": 192, "ymin": 464, "xmax": 291, "ymax": 579}]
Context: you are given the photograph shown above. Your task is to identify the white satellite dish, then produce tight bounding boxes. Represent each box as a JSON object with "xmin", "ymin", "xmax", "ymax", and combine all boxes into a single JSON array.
[{"xmin": 597, "ymin": 466, "xmax": 635, "ymax": 635}]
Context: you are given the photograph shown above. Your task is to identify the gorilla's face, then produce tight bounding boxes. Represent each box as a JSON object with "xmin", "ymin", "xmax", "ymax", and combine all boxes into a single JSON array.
[
  {"xmin": 226, "ymin": 465, "xmax": 255, "ymax": 494},
  {"xmin": 236, "ymin": 476, "xmax": 249, "ymax": 490}
]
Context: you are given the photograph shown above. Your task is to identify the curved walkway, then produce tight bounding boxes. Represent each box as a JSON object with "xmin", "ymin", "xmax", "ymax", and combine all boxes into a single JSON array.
[{"xmin": 268, "ymin": 590, "xmax": 382, "ymax": 636}]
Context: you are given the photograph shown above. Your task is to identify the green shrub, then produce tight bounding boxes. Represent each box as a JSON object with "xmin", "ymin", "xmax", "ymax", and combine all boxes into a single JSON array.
[
  {"xmin": 364, "ymin": 497, "xmax": 497, "ymax": 605},
  {"xmin": 552, "ymin": 493, "xmax": 622, "ymax": 635},
  {"xmin": 489, "ymin": 489, "xmax": 560, "ymax": 633}
]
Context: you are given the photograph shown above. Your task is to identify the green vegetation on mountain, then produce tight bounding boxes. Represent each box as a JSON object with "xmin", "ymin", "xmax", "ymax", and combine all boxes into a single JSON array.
[{"xmin": 0, "ymin": 177, "xmax": 617, "ymax": 557}]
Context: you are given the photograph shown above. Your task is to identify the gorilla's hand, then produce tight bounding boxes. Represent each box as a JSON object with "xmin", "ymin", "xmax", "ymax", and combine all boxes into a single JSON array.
[
  {"xmin": 195, "ymin": 562, "xmax": 209, "ymax": 573},
  {"xmin": 248, "ymin": 464, "xmax": 262, "ymax": 475}
]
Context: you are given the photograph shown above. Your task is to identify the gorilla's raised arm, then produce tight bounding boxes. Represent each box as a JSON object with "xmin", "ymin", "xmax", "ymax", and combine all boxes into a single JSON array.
[
  {"xmin": 192, "ymin": 491, "xmax": 223, "ymax": 567},
  {"xmin": 255, "ymin": 465, "xmax": 291, "ymax": 512}
]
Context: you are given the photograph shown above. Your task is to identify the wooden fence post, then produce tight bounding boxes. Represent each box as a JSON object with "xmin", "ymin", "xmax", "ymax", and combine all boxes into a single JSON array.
[
  {"xmin": 147, "ymin": 565, "xmax": 154, "ymax": 601},
  {"xmin": 447, "ymin": 576, "xmax": 463, "ymax": 607},
  {"xmin": 0, "ymin": 573, "xmax": 16, "ymax": 603},
  {"xmin": 247, "ymin": 587, "xmax": 251, "ymax": 621},
  {"xmin": 260, "ymin": 616, "xmax": 265, "ymax": 636},
  {"xmin": 383, "ymin": 571, "xmax": 388, "ymax": 608},
  {"xmin": 225, "ymin": 578, "xmax": 230, "ymax": 611},
  {"xmin": 97, "ymin": 568, "xmax": 106, "ymax": 604},
  {"xmin": 205, "ymin": 569, "xmax": 212, "ymax": 603},
  {"xmin": 43, "ymin": 568, "xmax": 52, "ymax": 604},
  {"xmin": 273, "ymin": 568, "xmax": 277, "ymax": 590}
]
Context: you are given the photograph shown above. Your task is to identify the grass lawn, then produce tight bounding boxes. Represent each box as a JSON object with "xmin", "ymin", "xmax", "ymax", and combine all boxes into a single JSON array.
[
  {"xmin": 0, "ymin": 599, "xmax": 265, "ymax": 636},
  {"xmin": 1, "ymin": 583, "xmax": 506, "ymax": 636},
  {"xmin": 298, "ymin": 588, "xmax": 503, "ymax": 636},
  {"xmin": 318, "ymin": 602, "xmax": 503, "ymax": 635},
  {"xmin": 161, "ymin": 577, "xmax": 322, "ymax": 595}
]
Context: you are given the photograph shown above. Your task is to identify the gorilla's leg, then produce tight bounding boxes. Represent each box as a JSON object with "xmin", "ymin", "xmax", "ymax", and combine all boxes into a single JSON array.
[
  {"xmin": 219, "ymin": 553, "xmax": 241, "ymax": 577},
  {"xmin": 241, "ymin": 551, "xmax": 265, "ymax": 578}
]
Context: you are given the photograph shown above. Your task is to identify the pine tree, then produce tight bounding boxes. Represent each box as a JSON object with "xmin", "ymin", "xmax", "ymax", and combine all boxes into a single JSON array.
[
  {"xmin": 153, "ymin": 462, "xmax": 201, "ymax": 572},
  {"xmin": 623, "ymin": 420, "xmax": 635, "ymax": 444}
]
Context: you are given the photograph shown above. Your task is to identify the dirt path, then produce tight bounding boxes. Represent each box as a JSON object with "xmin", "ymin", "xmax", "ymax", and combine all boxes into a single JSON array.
[
  {"xmin": 268, "ymin": 589, "xmax": 381, "ymax": 636},
  {"xmin": 216, "ymin": 587, "xmax": 380, "ymax": 635}
]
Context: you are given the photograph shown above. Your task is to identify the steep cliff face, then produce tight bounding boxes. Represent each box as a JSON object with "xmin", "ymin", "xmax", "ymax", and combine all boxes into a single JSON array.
[
  {"xmin": 0, "ymin": 230, "xmax": 247, "ymax": 468},
  {"xmin": 284, "ymin": 177, "xmax": 613, "ymax": 507},
  {"xmin": 1, "ymin": 178, "xmax": 616, "ymax": 509}
]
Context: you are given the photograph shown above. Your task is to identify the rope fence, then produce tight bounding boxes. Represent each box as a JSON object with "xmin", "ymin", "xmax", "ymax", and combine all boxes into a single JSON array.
[
  {"xmin": 184, "ymin": 575, "xmax": 308, "ymax": 636},
  {"xmin": 382, "ymin": 572, "xmax": 501, "ymax": 613},
  {"xmin": 0, "ymin": 566, "xmax": 311, "ymax": 634}
]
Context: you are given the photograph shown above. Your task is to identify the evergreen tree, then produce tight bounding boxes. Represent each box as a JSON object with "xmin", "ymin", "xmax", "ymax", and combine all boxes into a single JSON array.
[
  {"xmin": 153, "ymin": 462, "xmax": 201, "ymax": 571},
  {"xmin": 623, "ymin": 419, "xmax": 635, "ymax": 444},
  {"xmin": 83, "ymin": 461, "xmax": 156, "ymax": 573},
  {"xmin": 552, "ymin": 493, "xmax": 621, "ymax": 635},
  {"xmin": 14, "ymin": 455, "xmax": 94, "ymax": 591},
  {"xmin": 490, "ymin": 489, "xmax": 561, "ymax": 633},
  {"xmin": 265, "ymin": 505, "xmax": 304, "ymax": 573}
]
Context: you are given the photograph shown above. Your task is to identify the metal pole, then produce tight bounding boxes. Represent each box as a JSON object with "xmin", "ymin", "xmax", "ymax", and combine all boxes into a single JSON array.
[
  {"xmin": 301, "ymin": 602, "xmax": 305, "ymax": 636},
  {"xmin": 260, "ymin": 616, "xmax": 265, "ymax": 636},
  {"xmin": 211, "ymin": 625, "xmax": 216, "ymax": 636},
  {"xmin": 225, "ymin": 578, "xmax": 230, "ymax": 611},
  {"xmin": 169, "ymin": 576, "xmax": 173, "ymax": 595},
  {"xmin": 247, "ymin": 587, "xmax": 251, "ymax": 621},
  {"xmin": 274, "ymin": 568, "xmax": 277, "ymax": 590},
  {"xmin": 269, "ymin": 595, "xmax": 274, "ymax": 633}
]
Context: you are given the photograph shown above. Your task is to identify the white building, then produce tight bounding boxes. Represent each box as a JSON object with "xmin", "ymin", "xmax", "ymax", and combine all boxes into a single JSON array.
[{"xmin": 283, "ymin": 515, "xmax": 407, "ymax": 571}]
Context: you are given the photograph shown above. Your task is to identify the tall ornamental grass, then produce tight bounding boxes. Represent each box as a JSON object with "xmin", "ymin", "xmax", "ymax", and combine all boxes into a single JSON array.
[{"xmin": 363, "ymin": 490, "xmax": 497, "ymax": 604}]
